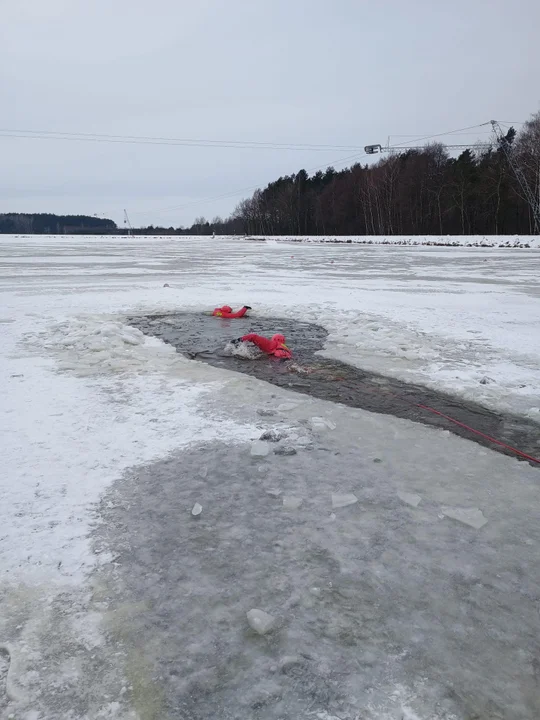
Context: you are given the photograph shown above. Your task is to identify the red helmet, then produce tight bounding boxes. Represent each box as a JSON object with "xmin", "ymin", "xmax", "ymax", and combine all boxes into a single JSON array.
[
  {"xmin": 272, "ymin": 334, "xmax": 286, "ymax": 344},
  {"xmin": 221, "ymin": 305, "xmax": 232, "ymax": 313}
]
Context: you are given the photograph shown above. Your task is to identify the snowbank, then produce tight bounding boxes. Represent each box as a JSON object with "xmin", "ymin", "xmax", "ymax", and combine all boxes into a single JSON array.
[{"xmin": 247, "ymin": 234, "xmax": 540, "ymax": 248}]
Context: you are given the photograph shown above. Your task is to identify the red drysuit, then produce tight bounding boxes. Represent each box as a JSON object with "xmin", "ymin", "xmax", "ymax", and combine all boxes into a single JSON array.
[
  {"xmin": 213, "ymin": 305, "xmax": 249, "ymax": 319},
  {"xmin": 241, "ymin": 333, "xmax": 292, "ymax": 359}
]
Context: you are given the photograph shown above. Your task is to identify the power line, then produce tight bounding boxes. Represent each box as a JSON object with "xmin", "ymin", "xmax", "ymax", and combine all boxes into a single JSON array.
[
  {"xmin": 0, "ymin": 123, "xmax": 502, "ymax": 152},
  {"xmin": 390, "ymin": 131, "xmax": 493, "ymax": 138},
  {"xmin": 390, "ymin": 122, "xmax": 493, "ymax": 149},
  {"xmin": 0, "ymin": 128, "xmax": 367, "ymax": 153}
]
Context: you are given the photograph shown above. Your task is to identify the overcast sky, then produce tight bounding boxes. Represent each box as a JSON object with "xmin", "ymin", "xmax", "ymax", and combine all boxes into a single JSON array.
[{"xmin": 2, "ymin": 0, "xmax": 539, "ymax": 228}]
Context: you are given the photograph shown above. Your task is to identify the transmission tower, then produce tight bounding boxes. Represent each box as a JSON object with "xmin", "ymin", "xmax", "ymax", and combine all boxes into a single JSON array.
[
  {"xmin": 123, "ymin": 209, "xmax": 133, "ymax": 236},
  {"xmin": 490, "ymin": 120, "xmax": 540, "ymax": 234}
]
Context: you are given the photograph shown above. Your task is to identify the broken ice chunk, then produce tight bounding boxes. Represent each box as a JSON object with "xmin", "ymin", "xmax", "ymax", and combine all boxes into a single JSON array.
[
  {"xmin": 274, "ymin": 446, "xmax": 297, "ymax": 456},
  {"xmin": 277, "ymin": 402, "xmax": 299, "ymax": 413},
  {"xmin": 246, "ymin": 609, "xmax": 275, "ymax": 635},
  {"xmin": 331, "ymin": 493, "xmax": 358, "ymax": 509},
  {"xmin": 282, "ymin": 496, "xmax": 302, "ymax": 510},
  {"xmin": 259, "ymin": 429, "xmax": 283, "ymax": 442},
  {"xmin": 191, "ymin": 502, "xmax": 203, "ymax": 517},
  {"xmin": 441, "ymin": 506, "xmax": 487, "ymax": 529},
  {"xmin": 479, "ymin": 376, "xmax": 495, "ymax": 385},
  {"xmin": 250, "ymin": 440, "xmax": 270, "ymax": 458},
  {"xmin": 310, "ymin": 416, "xmax": 336, "ymax": 431},
  {"xmin": 397, "ymin": 491, "xmax": 422, "ymax": 508}
]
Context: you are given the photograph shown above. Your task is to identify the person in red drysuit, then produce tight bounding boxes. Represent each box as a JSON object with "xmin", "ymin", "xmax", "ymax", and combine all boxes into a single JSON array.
[
  {"xmin": 212, "ymin": 305, "xmax": 251, "ymax": 319},
  {"xmin": 235, "ymin": 333, "xmax": 292, "ymax": 359}
]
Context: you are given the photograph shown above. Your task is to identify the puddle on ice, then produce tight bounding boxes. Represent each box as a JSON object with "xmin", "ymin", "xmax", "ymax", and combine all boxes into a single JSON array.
[{"xmin": 128, "ymin": 313, "xmax": 540, "ymax": 465}]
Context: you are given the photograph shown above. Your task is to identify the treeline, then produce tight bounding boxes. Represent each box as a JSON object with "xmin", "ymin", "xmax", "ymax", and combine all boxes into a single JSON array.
[
  {"xmin": 0, "ymin": 211, "xmax": 235, "ymax": 237},
  {"xmin": 0, "ymin": 213, "xmax": 117, "ymax": 234},
  {"xmin": 224, "ymin": 113, "xmax": 540, "ymax": 236}
]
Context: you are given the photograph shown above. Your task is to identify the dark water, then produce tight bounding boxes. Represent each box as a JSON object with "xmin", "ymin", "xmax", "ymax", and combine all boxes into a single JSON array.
[{"xmin": 128, "ymin": 313, "xmax": 540, "ymax": 466}]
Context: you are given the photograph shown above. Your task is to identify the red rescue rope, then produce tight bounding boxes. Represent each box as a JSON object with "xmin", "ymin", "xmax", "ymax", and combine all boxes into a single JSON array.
[{"xmin": 416, "ymin": 403, "xmax": 540, "ymax": 465}]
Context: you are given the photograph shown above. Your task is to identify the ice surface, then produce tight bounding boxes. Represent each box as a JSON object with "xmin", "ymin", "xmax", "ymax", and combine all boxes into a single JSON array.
[
  {"xmin": 91, "ymin": 430, "xmax": 540, "ymax": 719},
  {"xmin": 331, "ymin": 493, "xmax": 358, "ymax": 509},
  {"xmin": 250, "ymin": 440, "xmax": 270, "ymax": 457},
  {"xmin": 246, "ymin": 609, "xmax": 275, "ymax": 635},
  {"xmin": 397, "ymin": 492, "xmax": 422, "ymax": 508},
  {"xmin": 441, "ymin": 506, "xmax": 488, "ymax": 529},
  {"xmin": 2, "ymin": 235, "xmax": 540, "ymax": 718}
]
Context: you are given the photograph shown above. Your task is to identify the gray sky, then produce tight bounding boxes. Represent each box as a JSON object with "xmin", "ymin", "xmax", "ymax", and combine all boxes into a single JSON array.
[{"xmin": 2, "ymin": 0, "xmax": 539, "ymax": 228}]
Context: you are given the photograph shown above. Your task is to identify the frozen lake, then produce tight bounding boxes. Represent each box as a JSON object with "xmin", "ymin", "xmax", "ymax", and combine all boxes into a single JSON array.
[{"xmin": 1, "ymin": 235, "xmax": 540, "ymax": 719}]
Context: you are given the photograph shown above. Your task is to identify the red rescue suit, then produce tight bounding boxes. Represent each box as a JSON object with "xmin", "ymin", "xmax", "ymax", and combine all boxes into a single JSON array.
[
  {"xmin": 241, "ymin": 333, "xmax": 292, "ymax": 359},
  {"xmin": 213, "ymin": 305, "xmax": 249, "ymax": 319}
]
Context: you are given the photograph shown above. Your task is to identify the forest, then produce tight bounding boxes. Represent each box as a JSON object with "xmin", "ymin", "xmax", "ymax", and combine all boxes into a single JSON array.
[{"xmin": 0, "ymin": 213, "xmax": 116, "ymax": 234}]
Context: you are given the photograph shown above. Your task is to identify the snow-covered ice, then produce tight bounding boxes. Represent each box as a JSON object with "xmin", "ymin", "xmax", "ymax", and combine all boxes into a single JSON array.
[{"xmin": 1, "ymin": 234, "xmax": 540, "ymax": 719}]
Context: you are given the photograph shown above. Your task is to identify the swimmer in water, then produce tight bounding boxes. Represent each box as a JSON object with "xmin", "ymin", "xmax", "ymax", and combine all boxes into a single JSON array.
[
  {"xmin": 212, "ymin": 305, "xmax": 251, "ymax": 318},
  {"xmin": 232, "ymin": 333, "xmax": 292, "ymax": 359}
]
